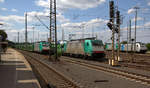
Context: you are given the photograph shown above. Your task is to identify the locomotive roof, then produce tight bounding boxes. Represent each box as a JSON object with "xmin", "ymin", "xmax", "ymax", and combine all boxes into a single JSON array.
[{"xmin": 70, "ymin": 37, "xmax": 96, "ymax": 41}]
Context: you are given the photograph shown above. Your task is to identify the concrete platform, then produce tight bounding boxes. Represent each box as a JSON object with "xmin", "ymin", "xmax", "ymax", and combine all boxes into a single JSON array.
[
  {"xmin": 0, "ymin": 48, "xmax": 41, "ymax": 88},
  {"xmin": 146, "ymin": 51, "xmax": 150, "ymax": 54}
]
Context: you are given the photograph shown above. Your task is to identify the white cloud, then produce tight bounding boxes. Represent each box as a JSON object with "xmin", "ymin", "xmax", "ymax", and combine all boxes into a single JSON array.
[
  {"xmin": 28, "ymin": 11, "xmax": 47, "ymax": 16},
  {"xmin": 28, "ymin": 10, "xmax": 70, "ymax": 23},
  {"xmin": 127, "ymin": 8, "xmax": 135, "ymax": 14},
  {"xmin": 5, "ymin": 28, "xmax": 49, "ymax": 42},
  {"xmin": 62, "ymin": 18, "xmax": 107, "ymax": 28},
  {"xmin": 148, "ymin": 2, "xmax": 150, "ymax": 6},
  {"xmin": 7, "ymin": 29, "xmax": 18, "ymax": 33},
  {"xmin": 0, "ymin": 15, "xmax": 25, "ymax": 23},
  {"xmin": 0, "ymin": 0, "xmax": 4, "ymax": 3},
  {"xmin": 0, "ymin": 22, "xmax": 13, "ymax": 27},
  {"xmin": 144, "ymin": 22, "xmax": 150, "ymax": 27},
  {"xmin": 57, "ymin": 13, "xmax": 70, "ymax": 23},
  {"xmin": 1, "ymin": 8, "xmax": 7, "ymax": 11},
  {"xmin": 1, "ymin": 8, "xmax": 18, "ymax": 12},
  {"xmin": 60, "ymin": 18, "xmax": 108, "ymax": 40},
  {"xmin": 5, "ymin": 29, "xmax": 22, "ymax": 42},
  {"xmin": 131, "ymin": 17, "xmax": 143, "ymax": 22},
  {"xmin": 121, "ymin": 25, "xmax": 143, "ymax": 31},
  {"xmin": 87, "ymin": 18, "xmax": 108, "ymax": 26},
  {"xmin": 35, "ymin": 0, "xmax": 105, "ymax": 10},
  {"xmin": 11, "ymin": 8, "xmax": 18, "ymax": 12},
  {"xmin": 142, "ymin": 8, "xmax": 149, "ymax": 13},
  {"xmin": 0, "ymin": 13, "xmax": 36, "ymax": 23}
]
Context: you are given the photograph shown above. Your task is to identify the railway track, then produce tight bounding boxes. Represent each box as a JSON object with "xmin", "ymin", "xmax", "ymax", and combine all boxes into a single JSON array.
[
  {"xmin": 18, "ymin": 50, "xmax": 150, "ymax": 87},
  {"xmin": 105, "ymin": 50, "xmax": 150, "ymax": 55},
  {"xmin": 19, "ymin": 50, "xmax": 80, "ymax": 88},
  {"xmin": 136, "ymin": 53, "xmax": 150, "ymax": 56},
  {"xmin": 62, "ymin": 52, "xmax": 150, "ymax": 71},
  {"xmin": 61, "ymin": 56, "xmax": 150, "ymax": 86},
  {"xmin": 120, "ymin": 62, "xmax": 150, "ymax": 71},
  {"xmin": 105, "ymin": 51, "xmax": 150, "ymax": 65}
]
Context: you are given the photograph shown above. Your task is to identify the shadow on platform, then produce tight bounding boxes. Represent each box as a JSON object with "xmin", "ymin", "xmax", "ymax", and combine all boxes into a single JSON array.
[{"xmin": 0, "ymin": 60, "xmax": 40, "ymax": 88}]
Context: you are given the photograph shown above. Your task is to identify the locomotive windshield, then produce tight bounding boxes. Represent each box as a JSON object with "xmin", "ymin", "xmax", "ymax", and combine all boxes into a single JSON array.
[
  {"xmin": 42, "ymin": 42, "xmax": 49, "ymax": 47},
  {"xmin": 92, "ymin": 40, "xmax": 103, "ymax": 46}
]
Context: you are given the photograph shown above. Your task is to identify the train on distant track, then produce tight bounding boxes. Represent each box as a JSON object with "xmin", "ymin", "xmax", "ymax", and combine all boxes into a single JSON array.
[
  {"xmin": 15, "ymin": 41, "xmax": 49, "ymax": 52},
  {"xmin": 15, "ymin": 41, "xmax": 62, "ymax": 56},
  {"xmin": 105, "ymin": 42, "xmax": 147, "ymax": 53},
  {"xmin": 15, "ymin": 38, "xmax": 105, "ymax": 59}
]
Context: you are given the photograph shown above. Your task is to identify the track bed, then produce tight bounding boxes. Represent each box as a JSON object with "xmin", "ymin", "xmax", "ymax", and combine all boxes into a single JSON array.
[{"xmin": 18, "ymin": 50, "xmax": 150, "ymax": 88}]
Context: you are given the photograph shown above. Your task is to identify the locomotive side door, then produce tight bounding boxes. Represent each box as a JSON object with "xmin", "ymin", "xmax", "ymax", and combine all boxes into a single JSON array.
[{"xmin": 84, "ymin": 40, "xmax": 92, "ymax": 56}]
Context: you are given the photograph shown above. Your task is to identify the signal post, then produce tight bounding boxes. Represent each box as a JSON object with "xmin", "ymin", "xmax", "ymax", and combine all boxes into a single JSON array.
[{"xmin": 107, "ymin": 1, "xmax": 120, "ymax": 66}]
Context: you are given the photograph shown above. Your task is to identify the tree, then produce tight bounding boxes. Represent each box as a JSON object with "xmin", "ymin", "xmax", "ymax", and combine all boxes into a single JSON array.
[
  {"xmin": 0, "ymin": 30, "xmax": 7, "ymax": 41},
  {"xmin": 146, "ymin": 43, "xmax": 150, "ymax": 51}
]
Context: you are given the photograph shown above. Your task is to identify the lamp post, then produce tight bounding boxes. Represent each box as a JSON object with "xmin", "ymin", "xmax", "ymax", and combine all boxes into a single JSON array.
[
  {"xmin": 0, "ymin": 23, "xmax": 3, "ymax": 63},
  {"xmin": 32, "ymin": 27, "xmax": 35, "ymax": 43},
  {"xmin": 80, "ymin": 23, "xmax": 86, "ymax": 39}
]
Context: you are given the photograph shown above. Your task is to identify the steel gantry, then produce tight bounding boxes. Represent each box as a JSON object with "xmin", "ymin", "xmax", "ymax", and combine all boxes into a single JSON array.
[{"xmin": 49, "ymin": 0, "xmax": 58, "ymax": 60}]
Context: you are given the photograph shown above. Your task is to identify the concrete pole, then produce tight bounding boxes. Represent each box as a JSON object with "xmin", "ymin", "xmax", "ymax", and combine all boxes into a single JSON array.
[
  {"xmin": 38, "ymin": 32, "xmax": 40, "ymax": 42},
  {"xmin": 82, "ymin": 25, "xmax": 84, "ymax": 39},
  {"xmin": 47, "ymin": 33, "xmax": 48, "ymax": 42},
  {"xmin": 129, "ymin": 19, "xmax": 131, "ymax": 43},
  {"xmin": 62, "ymin": 28, "xmax": 64, "ymax": 41},
  {"xmin": 25, "ymin": 12, "xmax": 28, "ymax": 47},
  {"xmin": 127, "ymin": 22, "xmax": 128, "ymax": 53},
  {"xmin": 54, "ymin": 0, "xmax": 58, "ymax": 60},
  {"xmin": 32, "ymin": 27, "xmax": 34, "ymax": 43},
  {"xmin": 0, "ymin": 35, "xmax": 2, "ymax": 62},
  {"xmin": 49, "ymin": 0, "xmax": 52, "ymax": 60},
  {"xmin": 134, "ymin": 7, "xmax": 139, "ymax": 53},
  {"xmin": 18, "ymin": 32, "xmax": 19, "ymax": 43},
  {"xmin": 133, "ymin": 7, "xmax": 139, "ymax": 62},
  {"xmin": 92, "ymin": 24, "xmax": 94, "ymax": 37}
]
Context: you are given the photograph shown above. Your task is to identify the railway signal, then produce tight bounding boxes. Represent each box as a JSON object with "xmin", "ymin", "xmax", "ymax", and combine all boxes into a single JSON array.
[
  {"xmin": 115, "ymin": 11, "xmax": 120, "ymax": 34},
  {"xmin": 116, "ymin": 10, "xmax": 121, "ymax": 61},
  {"xmin": 115, "ymin": 27, "xmax": 119, "ymax": 33},
  {"xmin": 107, "ymin": 22, "xmax": 113, "ymax": 30},
  {"xmin": 107, "ymin": 22, "xmax": 119, "ymax": 33},
  {"xmin": 108, "ymin": 0, "xmax": 116, "ymax": 66},
  {"xmin": 116, "ymin": 11, "xmax": 120, "ymax": 26},
  {"xmin": 108, "ymin": 0, "xmax": 123, "ymax": 66},
  {"xmin": 109, "ymin": 1, "xmax": 114, "ymax": 23}
]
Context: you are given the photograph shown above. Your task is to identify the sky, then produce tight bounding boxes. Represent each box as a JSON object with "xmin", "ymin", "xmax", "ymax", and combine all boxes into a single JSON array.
[{"xmin": 0, "ymin": 0, "xmax": 150, "ymax": 43}]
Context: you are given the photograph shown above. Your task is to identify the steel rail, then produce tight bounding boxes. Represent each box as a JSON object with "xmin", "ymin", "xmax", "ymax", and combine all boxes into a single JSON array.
[
  {"xmin": 20, "ymin": 51, "xmax": 80, "ymax": 88},
  {"xmin": 62, "ymin": 57, "xmax": 150, "ymax": 86}
]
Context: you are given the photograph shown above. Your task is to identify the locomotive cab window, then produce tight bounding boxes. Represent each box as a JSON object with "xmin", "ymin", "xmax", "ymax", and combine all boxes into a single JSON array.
[
  {"xmin": 87, "ymin": 42, "xmax": 89, "ymax": 46},
  {"xmin": 61, "ymin": 45, "xmax": 64, "ymax": 48},
  {"xmin": 92, "ymin": 40, "xmax": 103, "ymax": 46}
]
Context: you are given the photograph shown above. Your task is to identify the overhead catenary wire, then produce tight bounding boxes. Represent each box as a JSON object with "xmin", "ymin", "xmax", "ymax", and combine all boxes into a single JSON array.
[{"xmin": 34, "ymin": 15, "xmax": 49, "ymax": 30}]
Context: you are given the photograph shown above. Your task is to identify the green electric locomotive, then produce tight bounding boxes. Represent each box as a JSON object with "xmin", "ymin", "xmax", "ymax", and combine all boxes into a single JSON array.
[{"xmin": 63, "ymin": 38, "xmax": 105, "ymax": 58}]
